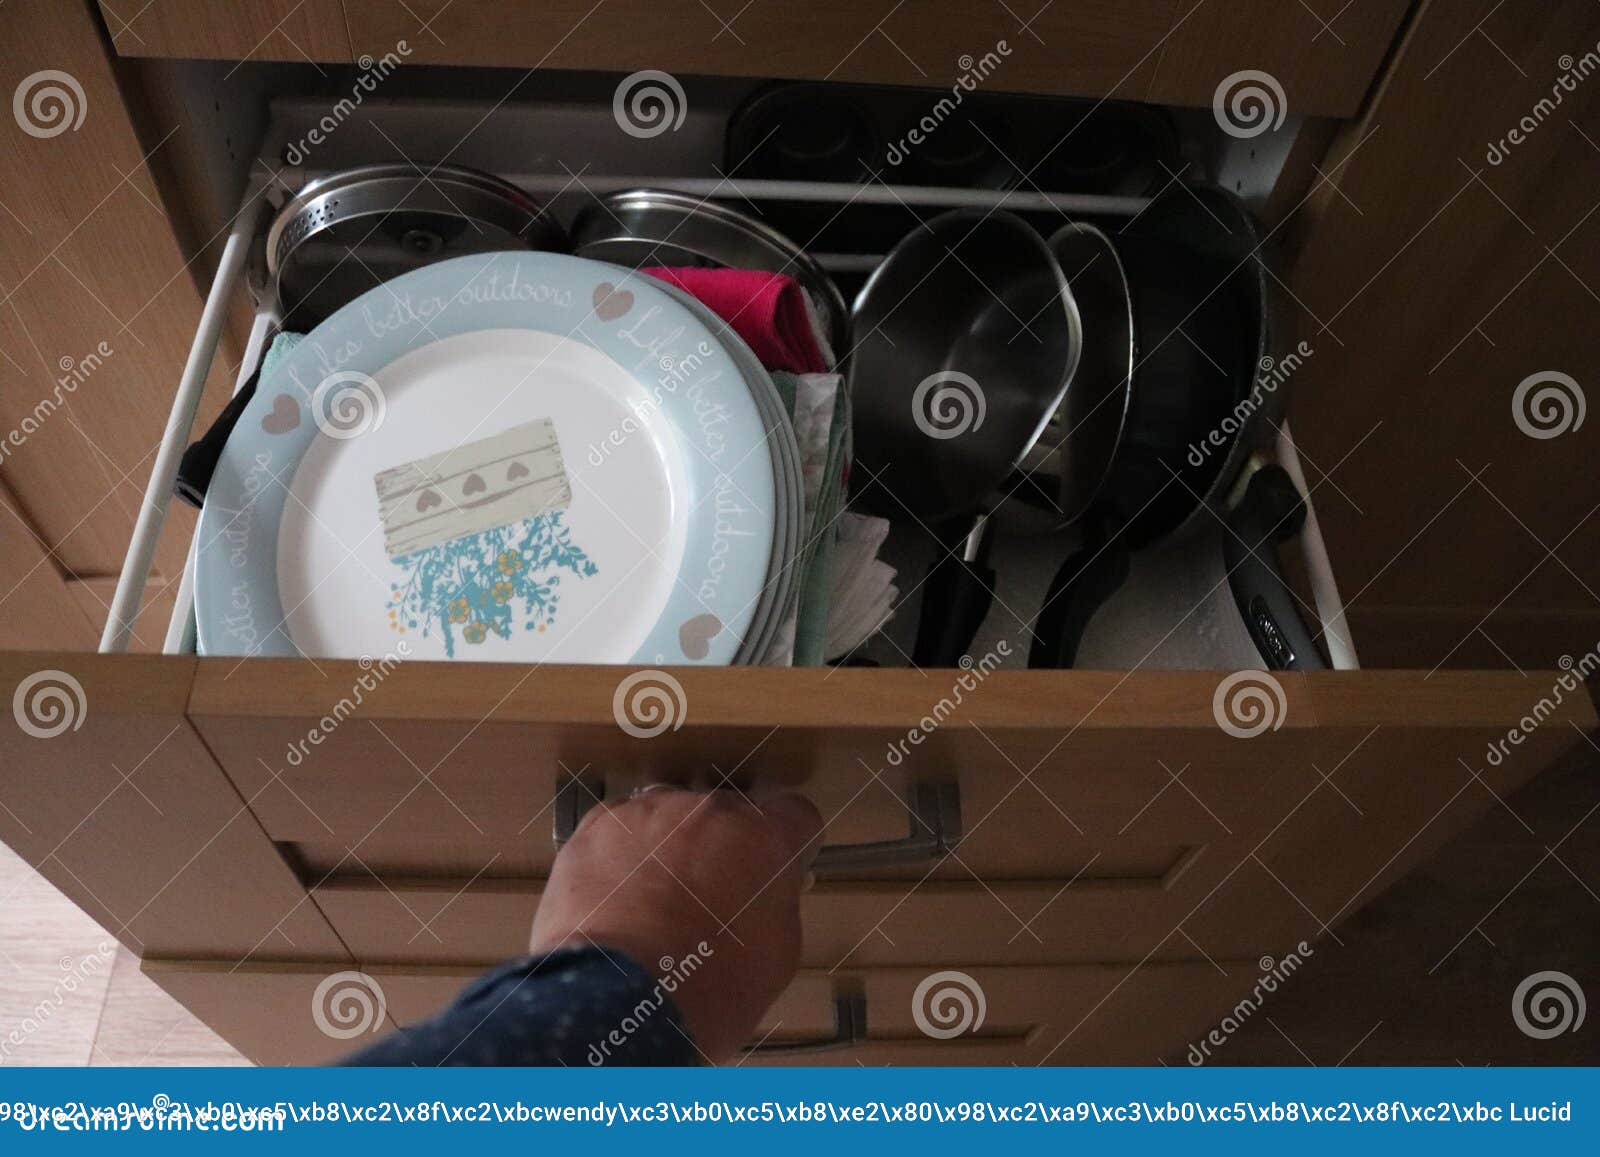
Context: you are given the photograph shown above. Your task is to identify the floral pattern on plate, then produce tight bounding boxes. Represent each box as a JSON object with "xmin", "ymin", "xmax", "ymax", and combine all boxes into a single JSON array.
[{"xmin": 386, "ymin": 512, "xmax": 599, "ymax": 656}]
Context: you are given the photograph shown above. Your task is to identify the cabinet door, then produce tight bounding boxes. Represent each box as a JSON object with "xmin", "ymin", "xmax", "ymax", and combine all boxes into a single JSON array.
[
  {"xmin": 0, "ymin": 653, "xmax": 344, "ymax": 961},
  {"xmin": 1285, "ymin": 0, "xmax": 1600, "ymax": 668}
]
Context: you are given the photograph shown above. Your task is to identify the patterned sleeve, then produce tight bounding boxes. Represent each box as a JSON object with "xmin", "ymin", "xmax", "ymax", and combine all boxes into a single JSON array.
[{"xmin": 341, "ymin": 945, "xmax": 701, "ymax": 1066}]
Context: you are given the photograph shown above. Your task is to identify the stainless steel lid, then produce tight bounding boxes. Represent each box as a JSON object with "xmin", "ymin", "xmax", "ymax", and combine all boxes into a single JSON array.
[
  {"xmin": 266, "ymin": 163, "xmax": 567, "ymax": 328},
  {"xmin": 569, "ymin": 188, "xmax": 850, "ymax": 357}
]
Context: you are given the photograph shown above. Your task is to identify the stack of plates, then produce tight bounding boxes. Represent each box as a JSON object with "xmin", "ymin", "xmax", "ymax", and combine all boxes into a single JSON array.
[{"xmin": 194, "ymin": 251, "xmax": 802, "ymax": 665}]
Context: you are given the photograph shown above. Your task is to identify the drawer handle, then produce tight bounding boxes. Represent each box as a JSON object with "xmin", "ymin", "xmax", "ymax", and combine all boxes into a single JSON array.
[
  {"xmin": 553, "ymin": 780, "xmax": 961, "ymax": 870},
  {"xmin": 743, "ymin": 994, "xmax": 866, "ymax": 1054}
]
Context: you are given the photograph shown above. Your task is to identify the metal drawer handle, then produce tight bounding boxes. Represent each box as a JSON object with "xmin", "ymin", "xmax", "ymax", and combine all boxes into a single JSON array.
[
  {"xmin": 553, "ymin": 780, "xmax": 961, "ymax": 870},
  {"xmin": 744, "ymin": 994, "xmax": 867, "ymax": 1054}
]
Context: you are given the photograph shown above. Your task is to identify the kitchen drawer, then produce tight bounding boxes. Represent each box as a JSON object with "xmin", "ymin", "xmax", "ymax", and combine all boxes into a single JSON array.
[
  {"xmin": 373, "ymin": 960, "xmax": 1260, "ymax": 1066},
  {"xmin": 192, "ymin": 665, "xmax": 1591, "ymax": 970},
  {"xmin": 197, "ymin": 663, "xmax": 1344, "ymax": 881},
  {"xmin": 141, "ymin": 956, "xmax": 1256, "ymax": 1066},
  {"xmin": 310, "ymin": 867, "xmax": 1310, "ymax": 969}
]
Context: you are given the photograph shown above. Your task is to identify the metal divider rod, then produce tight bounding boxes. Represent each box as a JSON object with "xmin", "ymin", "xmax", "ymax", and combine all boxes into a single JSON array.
[{"xmin": 100, "ymin": 204, "xmax": 262, "ymax": 653}]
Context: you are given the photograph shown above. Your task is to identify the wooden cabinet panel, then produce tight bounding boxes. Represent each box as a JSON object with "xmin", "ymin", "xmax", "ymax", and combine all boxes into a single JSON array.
[
  {"xmin": 0, "ymin": 477, "xmax": 96, "ymax": 651},
  {"xmin": 340, "ymin": 0, "xmax": 1173, "ymax": 102},
  {"xmin": 1147, "ymin": 0, "xmax": 1410, "ymax": 115},
  {"xmin": 143, "ymin": 959, "xmax": 397, "ymax": 1065},
  {"xmin": 374, "ymin": 960, "xmax": 1262, "ymax": 1066},
  {"xmin": 96, "ymin": 1, "xmax": 1405, "ymax": 116},
  {"xmin": 0, "ymin": 0, "xmax": 235, "ymax": 585},
  {"xmin": 1284, "ymin": 0, "xmax": 1600, "ymax": 667},
  {"xmin": 96, "ymin": 0, "xmax": 352, "ymax": 62},
  {"xmin": 0, "ymin": 653, "xmax": 345, "ymax": 960}
]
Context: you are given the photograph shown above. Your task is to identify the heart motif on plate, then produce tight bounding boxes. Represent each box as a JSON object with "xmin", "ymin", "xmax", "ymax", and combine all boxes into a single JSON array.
[
  {"xmin": 678, "ymin": 612, "xmax": 724, "ymax": 660},
  {"xmin": 462, "ymin": 472, "xmax": 487, "ymax": 496},
  {"xmin": 507, "ymin": 461, "xmax": 530, "ymax": 481},
  {"xmin": 416, "ymin": 489, "xmax": 442, "ymax": 512},
  {"xmin": 260, "ymin": 393, "xmax": 300, "ymax": 435},
  {"xmin": 592, "ymin": 282, "xmax": 634, "ymax": 322}
]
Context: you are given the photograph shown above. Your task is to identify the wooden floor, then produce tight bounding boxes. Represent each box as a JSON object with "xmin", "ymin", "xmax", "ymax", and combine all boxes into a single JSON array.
[
  {"xmin": 0, "ymin": 840, "xmax": 242, "ymax": 1066},
  {"xmin": 1, "ymin": 736, "xmax": 1595, "ymax": 1067}
]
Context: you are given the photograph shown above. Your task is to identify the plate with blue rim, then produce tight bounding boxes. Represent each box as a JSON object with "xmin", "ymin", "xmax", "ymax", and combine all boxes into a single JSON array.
[
  {"xmin": 647, "ymin": 274, "xmax": 803, "ymax": 663},
  {"xmin": 194, "ymin": 251, "xmax": 788, "ymax": 666}
]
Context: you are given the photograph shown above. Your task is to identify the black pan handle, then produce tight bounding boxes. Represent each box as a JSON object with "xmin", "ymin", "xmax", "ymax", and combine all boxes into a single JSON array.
[
  {"xmin": 174, "ymin": 364, "xmax": 263, "ymax": 509},
  {"xmin": 1223, "ymin": 465, "xmax": 1324, "ymax": 671},
  {"xmin": 912, "ymin": 551, "xmax": 996, "ymax": 668},
  {"xmin": 1028, "ymin": 528, "xmax": 1132, "ymax": 669},
  {"xmin": 912, "ymin": 518, "xmax": 995, "ymax": 668}
]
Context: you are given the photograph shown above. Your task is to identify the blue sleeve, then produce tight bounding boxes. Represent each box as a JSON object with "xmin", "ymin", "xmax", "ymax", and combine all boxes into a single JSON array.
[{"xmin": 341, "ymin": 945, "xmax": 701, "ymax": 1066}]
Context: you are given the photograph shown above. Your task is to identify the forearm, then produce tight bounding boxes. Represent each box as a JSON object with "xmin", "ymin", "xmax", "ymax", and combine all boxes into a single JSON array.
[{"xmin": 341, "ymin": 945, "xmax": 699, "ymax": 1067}]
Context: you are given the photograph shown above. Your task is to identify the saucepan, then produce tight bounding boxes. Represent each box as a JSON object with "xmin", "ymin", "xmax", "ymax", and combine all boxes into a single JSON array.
[{"xmin": 849, "ymin": 209, "xmax": 1087, "ymax": 667}]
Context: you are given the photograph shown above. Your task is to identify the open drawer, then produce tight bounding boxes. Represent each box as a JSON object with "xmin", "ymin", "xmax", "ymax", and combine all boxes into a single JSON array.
[
  {"xmin": 15, "ymin": 51, "xmax": 1586, "ymax": 1067},
  {"xmin": 184, "ymin": 661, "xmax": 1593, "ymax": 970}
]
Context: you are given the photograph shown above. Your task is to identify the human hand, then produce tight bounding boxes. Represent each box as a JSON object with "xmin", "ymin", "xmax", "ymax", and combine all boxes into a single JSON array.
[{"xmin": 529, "ymin": 786, "xmax": 823, "ymax": 1062}]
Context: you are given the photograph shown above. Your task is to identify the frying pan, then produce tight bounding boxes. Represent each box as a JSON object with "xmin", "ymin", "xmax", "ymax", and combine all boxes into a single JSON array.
[
  {"xmin": 849, "ymin": 209, "xmax": 1082, "ymax": 667},
  {"xmin": 1030, "ymin": 185, "xmax": 1309, "ymax": 668}
]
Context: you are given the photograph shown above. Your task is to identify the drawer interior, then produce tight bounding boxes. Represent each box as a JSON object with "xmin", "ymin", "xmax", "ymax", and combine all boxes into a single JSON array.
[{"xmin": 139, "ymin": 60, "xmax": 1352, "ymax": 674}]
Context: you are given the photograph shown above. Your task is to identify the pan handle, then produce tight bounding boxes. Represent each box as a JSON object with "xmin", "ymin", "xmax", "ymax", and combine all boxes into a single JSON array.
[
  {"xmin": 1028, "ymin": 528, "xmax": 1132, "ymax": 668},
  {"xmin": 912, "ymin": 517, "xmax": 996, "ymax": 668}
]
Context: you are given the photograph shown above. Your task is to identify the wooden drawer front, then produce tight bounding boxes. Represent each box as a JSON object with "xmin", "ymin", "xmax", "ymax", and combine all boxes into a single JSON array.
[
  {"xmin": 143, "ymin": 959, "xmax": 400, "ymax": 1066},
  {"xmin": 374, "ymin": 961, "xmax": 1258, "ymax": 1066},
  {"xmin": 196, "ymin": 665, "xmax": 1588, "ymax": 927},
  {"xmin": 311, "ymin": 870, "xmax": 1313, "ymax": 969},
  {"xmin": 196, "ymin": 664, "xmax": 1342, "ymax": 883}
]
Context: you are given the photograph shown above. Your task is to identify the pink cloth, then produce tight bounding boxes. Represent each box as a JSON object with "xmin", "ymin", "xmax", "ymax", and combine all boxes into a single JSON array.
[{"xmin": 644, "ymin": 266, "xmax": 829, "ymax": 375}]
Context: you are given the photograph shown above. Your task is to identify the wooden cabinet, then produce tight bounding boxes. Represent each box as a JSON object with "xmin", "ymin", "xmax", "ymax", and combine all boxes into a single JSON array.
[
  {"xmin": 5, "ymin": 653, "xmax": 1593, "ymax": 1062},
  {"xmin": 2, "ymin": 0, "xmax": 1598, "ymax": 1067},
  {"xmin": 98, "ymin": 0, "xmax": 1410, "ymax": 117}
]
